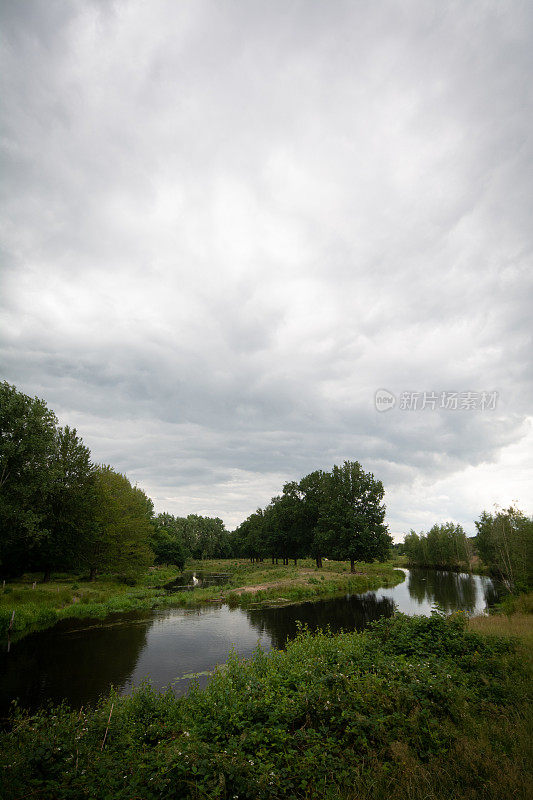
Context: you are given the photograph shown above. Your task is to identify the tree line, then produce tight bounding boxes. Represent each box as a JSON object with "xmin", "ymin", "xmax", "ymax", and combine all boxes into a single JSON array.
[
  {"xmin": 0, "ymin": 382, "xmax": 229, "ymax": 580},
  {"xmin": 475, "ymin": 507, "xmax": 532, "ymax": 592},
  {"xmin": 402, "ymin": 511, "xmax": 532, "ymax": 592},
  {"xmin": 0, "ymin": 383, "xmax": 394, "ymax": 579},
  {"xmin": 402, "ymin": 523, "xmax": 473, "ymax": 571},
  {"xmin": 229, "ymin": 462, "xmax": 393, "ymax": 571}
]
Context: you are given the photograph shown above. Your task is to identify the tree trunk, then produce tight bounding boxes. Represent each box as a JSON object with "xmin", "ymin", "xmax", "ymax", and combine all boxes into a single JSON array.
[
  {"xmin": 315, "ymin": 556, "xmax": 322, "ymax": 568},
  {"xmin": 42, "ymin": 569, "xmax": 51, "ymax": 583},
  {"xmin": 293, "ymin": 558, "xmax": 297, "ymax": 566},
  {"xmin": 89, "ymin": 566, "xmax": 97, "ymax": 581},
  {"xmin": 350, "ymin": 559, "xmax": 355, "ymax": 573}
]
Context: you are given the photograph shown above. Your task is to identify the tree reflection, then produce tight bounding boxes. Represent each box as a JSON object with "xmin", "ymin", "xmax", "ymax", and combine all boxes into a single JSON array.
[
  {"xmin": 408, "ymin": 569, "xmax": 477, "ymax": 612},
  {"xmin": 0, "ymin": 613, "xmax": 149, "ymax": 716},
  {"xmin": 246, "ymin": 593, "xmax": 395, "ymax": 650}
]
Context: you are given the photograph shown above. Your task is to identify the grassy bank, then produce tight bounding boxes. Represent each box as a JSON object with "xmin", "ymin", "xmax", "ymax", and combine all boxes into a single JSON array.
[
  {"xmin": 0, "ymin": 560, "xmax": 404, "ymax": 640},
  {"xmin": 1, "ymin": 610, "xmax": 531, "ymax": 800},
  {"xmin": 468, "ymin": 591, "xmax": 533, "ymax": 647}
]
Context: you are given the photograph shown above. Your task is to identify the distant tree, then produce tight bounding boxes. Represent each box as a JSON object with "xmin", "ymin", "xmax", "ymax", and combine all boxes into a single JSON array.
[
  {"xmin": 150, "ymin": 512, "xmax": 188, "ymax": 569},
  {"xmin": 182, "ymin": 515, "xmax": 229, "ymax": 560},
  {"xmin": 298, "ymin": 469, "xmax": 329, "ymax": 567},
  {"xmin": 474, "ymin": 510, "xmax": 497, "ymax": 566},
  {"xmin": 403, "ymin": 530, "xmax": 424, "ymax": 565},
  {"xmin": 83, "ymin": 466, "xmax": 154, "ymax": 579},
  {"xmin": 232, "ymin": 462, "xmax": 391, "ymax": 568},
  {"xmin": 403, "ymin": 523, "xmax": 471, "ymax": 569},
  {"xmin": 262, "ymin": 488, "xmax": 307, "ymax": 565},
  {"xmin": 233, "ymin": 510, "xmax": 266, "ymax": 562}
]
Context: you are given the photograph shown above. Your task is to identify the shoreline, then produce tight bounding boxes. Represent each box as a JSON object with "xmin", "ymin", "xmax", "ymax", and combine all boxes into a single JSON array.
[{"xmin": 0, "ymin": 560, "xmax": 405, "ymax": 642}]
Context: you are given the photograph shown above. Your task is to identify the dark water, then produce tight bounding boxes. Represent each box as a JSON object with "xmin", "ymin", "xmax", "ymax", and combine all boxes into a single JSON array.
[
  {"xmin": 0, "ymin": 569, "xmax": 503, "ymax": 716},
  {"xmin": 163, "ymin": 570, "xmax": 230, "ymax": 592}
]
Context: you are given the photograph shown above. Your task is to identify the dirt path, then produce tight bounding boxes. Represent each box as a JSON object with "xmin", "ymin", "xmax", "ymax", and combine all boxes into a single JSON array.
[
  {"xmin": 230, "ymin": 581, "xmax": 291, "ymax": 594},
  {"xmin": 229, "ymin": 570, "xmax": 367, "ymax": 594}
]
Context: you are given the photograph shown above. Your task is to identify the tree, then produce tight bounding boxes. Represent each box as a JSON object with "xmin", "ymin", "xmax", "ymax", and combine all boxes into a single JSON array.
[
  {"xmin": 316, "ymin": 461, "xmax": 391, "ymax": 571},
  {"xmin": 403, "ymin": 523, "xmax": 471, "ymax": 569},
  {"xmin": 181, "ymin": 515, "xmax": 229, "ymax": 560},
  {"xmin": 0, "ymin": 382, "xmax": 58, "ymax": 575},
  {"xmin": 475, "ymin": 510, "xmax": 497, "ymax": 567},
  {"xmin": 35, "ymin": 426, "xmax": 97, "ymax": 581},
  {"xmin": 475, "ymin": 507, "xmax": 533, "ymax": 592},
  {"xmin": 150, "ymin": 513, "xmax": 187, "ymax": 569},
  {"xmin": 83, "ymin": 466, "xmax": 154, "ymax": 579},
  {"xmin": 298, "ymin": 470, "xmax": 329, "ymax": 568}
]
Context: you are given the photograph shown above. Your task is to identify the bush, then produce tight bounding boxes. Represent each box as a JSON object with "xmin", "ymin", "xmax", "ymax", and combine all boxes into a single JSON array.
[{"xmin": 1, "ymin": 614, "xmax": 530, "ymax": 799}]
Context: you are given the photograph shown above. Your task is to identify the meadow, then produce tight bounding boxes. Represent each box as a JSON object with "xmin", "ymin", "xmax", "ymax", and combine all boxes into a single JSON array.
[{"xmin": 0, "ymin": 559, "xmax": 404, "ymax": 639}]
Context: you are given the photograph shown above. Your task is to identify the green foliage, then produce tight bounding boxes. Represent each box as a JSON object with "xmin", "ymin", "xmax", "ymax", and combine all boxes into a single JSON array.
[
  {"xmin": 183, "ymin": 514, "xmax": 230, "ymax": 559},
  {"xmin": 0, "ymin": 382, "xmax": 58, "ymax": 574},
  {"xmin": 150, "ymin": 513, "xmax": 187, "ymax": 568},
  {"xmin": 1, "ymin": 614, "xmax": 530, "ymax": 799},
  {"xmin": 233, "ymin": 461, "xmax": 392, "ymax": 569},
  {"xmin": 83, "ymin": 466, "xmax": 154, "ymax": 578},
  {"xmin": 316, "ymin": 462, "xmax": 391, "ymax": 567},
  {"xmin": 475, "ymin": 507, "xmax": 533, "ymax": 592},
  {"xmin": 403, "ymin": 522, "xmax": 472, "ymax": 570},
  {"xmin": 34, "ymin": 426, "xmax": 97, "ymax": 578}
]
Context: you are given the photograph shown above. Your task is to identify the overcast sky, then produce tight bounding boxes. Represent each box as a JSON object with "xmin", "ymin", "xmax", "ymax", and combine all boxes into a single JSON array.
[{"xmin": 1, "ymin": 0, "xmax": 532, "ymax": 540}]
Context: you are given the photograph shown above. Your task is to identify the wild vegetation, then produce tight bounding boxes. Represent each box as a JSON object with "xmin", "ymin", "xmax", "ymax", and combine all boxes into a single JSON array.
[
  {"xmin": 474, "ymin": 506, "xmax": 533, "ymax": 592},
  {"xmin": 1, "ymin": 610, "xmax": 531, "ymax": 800}
]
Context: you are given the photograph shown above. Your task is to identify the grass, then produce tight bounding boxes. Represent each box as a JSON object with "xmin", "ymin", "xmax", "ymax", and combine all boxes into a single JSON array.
[
  {"xmin": 1, "ymin": 609, "xmax": 531, "ymax": 799},
  {"xmin": 468, "ymin": 591, "xmax": 533, "ymax": 647},
  {"xmin": 0, "ymin": 560, "xmax": 404, "ymax": 640}
]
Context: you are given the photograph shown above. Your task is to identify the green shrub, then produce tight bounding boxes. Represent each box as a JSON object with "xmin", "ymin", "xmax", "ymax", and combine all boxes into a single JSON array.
[{"xmin": 1, "ymin": 614, "xmax": 530, "ymax": 799}]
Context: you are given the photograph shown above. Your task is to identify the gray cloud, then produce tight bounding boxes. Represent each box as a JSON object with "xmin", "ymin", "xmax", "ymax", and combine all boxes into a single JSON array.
[{"xmin": 1, "ymin": 0, "xmax": 532, "ymax": 537}]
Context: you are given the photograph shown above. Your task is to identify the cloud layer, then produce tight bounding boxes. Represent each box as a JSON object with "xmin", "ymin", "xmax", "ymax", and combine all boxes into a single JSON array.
[{"xmin": 1, "ymin": 0, "xmax": 532, "ymax": 537}]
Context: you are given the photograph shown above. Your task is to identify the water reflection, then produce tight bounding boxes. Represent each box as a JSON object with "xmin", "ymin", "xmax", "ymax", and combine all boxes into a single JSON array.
[
  {"xmin": 371, "ymin": 568, "xmax": 504, "ymax": 617},
  {"xmin": 0, "ymin": 569, "xmax": 504, "ymax": 717},
  {"xmin": 247, "ymin": 593, "xmax": 395, "ymax": 650},
  {"xmin": 407, "ymin": 569, "xmax": 478, "ymax": 612},
  {"xmin": 164, "ymin": 571, "xmax": 229, "ymax": 592},
  {"xmin": 0, "ymin": 613, "xmax": 149, "ymax": 713}
]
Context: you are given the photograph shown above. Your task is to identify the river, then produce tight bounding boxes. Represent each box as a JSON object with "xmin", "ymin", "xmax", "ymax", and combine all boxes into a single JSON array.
[{"xmin": 0, "ymin": 568, "xmax": 503, "ymax": 716}]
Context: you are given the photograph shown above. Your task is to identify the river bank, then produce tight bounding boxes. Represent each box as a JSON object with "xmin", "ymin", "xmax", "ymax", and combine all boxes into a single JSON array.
[
  {"xmin": 1, "ymin": 605, "xmax": 531, "ymax": 800},
  {"xmin": 0, "ymin": 559, "xmax": 404, "ymax": 640}
]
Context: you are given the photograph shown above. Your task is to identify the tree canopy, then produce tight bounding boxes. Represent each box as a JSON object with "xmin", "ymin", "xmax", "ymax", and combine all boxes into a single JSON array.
[
  {"xmin": 403, "ymin": 523, "xmax": 472, "ymax": 570},
  {"xmin": 0, "ymin": 381, "xmax": 59, "ymax": 575},
  {"xmin": 0, "ymin": 383, "xmax": 157, "ymax": 580},
  {"xmin": 231, "ymin": 461, "xmax": 392, "ymax": 569},
  {"xmin": 475, "ymin": 506, "xmax": 533, "ymax": 592}
]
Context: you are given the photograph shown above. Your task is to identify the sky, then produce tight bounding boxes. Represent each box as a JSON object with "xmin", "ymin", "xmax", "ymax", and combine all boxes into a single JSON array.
[{"xmin": 1, "ymin": 0, "xmax": 532, "ymax": 541}]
